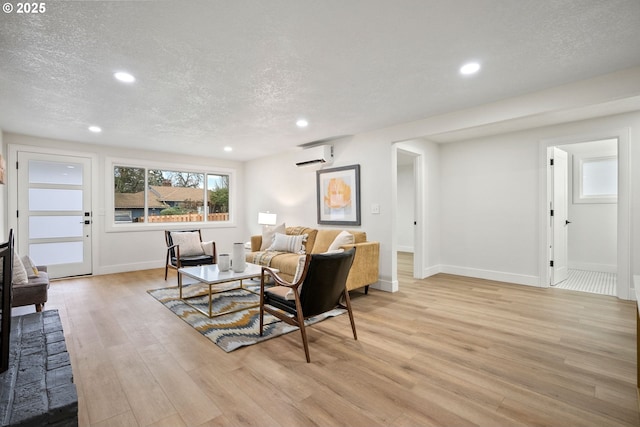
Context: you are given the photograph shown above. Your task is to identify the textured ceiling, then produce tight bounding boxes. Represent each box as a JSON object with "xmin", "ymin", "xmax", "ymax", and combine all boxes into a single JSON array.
[{"xmin": 1, "ymin": 1, "xmax": 640, "ymax": 161}]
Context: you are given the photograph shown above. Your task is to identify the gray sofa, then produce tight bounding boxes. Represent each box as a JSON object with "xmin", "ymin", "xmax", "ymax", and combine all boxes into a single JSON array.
[{"xmin": 12, "ymin": 266, "xmax": 50, "ymax": 312}]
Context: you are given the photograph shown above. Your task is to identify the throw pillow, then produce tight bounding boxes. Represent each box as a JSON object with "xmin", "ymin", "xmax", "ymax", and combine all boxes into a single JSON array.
[
  {"xmin": 170, "ymin": 231, "xmax": 205, "ymax": 256},
  {"xmin": 328, "ymin": 230, "xmax": 354, "ymax": 252},
  {"xmin": 21, "ymin": 255, "xmax": 39, "ymax": 277},
  {"xmin": 201, "ymin": 240, "xmax": 215, "ymax": 256},
  {"xmin": 268, "ymin": 233, "xmax": 307, "ymax": 254},
  {"xmin": 260, "ymin": 222, "xmax": 286, "ymax": 251},
  {"xmin": 285, "ymin": 254, "xmax": 309, "ymax": 300},
  {"xmin": 292, "ymin": 255, "xmax": 307, "ymax": 283},
  {"xmin": 12, "ymin": 251, "xmax": 29, "ymax": 285}
]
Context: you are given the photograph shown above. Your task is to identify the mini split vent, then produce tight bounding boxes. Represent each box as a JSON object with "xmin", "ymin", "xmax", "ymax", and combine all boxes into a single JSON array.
[{"xmin": 295, "ymin": 145, "xmax": 334, "ymax": 167}]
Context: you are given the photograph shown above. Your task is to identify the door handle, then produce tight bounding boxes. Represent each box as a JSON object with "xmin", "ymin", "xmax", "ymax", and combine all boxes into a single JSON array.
[{"xmin": 565, "ymin": 220, "xmax": 572, "ymax": 225}]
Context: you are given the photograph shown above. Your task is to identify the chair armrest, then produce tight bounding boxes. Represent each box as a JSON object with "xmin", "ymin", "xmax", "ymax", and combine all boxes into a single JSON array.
[
  {"xmin": 339, "ymin": 241, "xmax": 380, "ymax": 291},
  {"xmin": 167, "ymin": 243, "xmax": 180, "ymax": 260},
  {"xmin": 262, "ymin": 266, "xmax": 296, "ymax": 288},
  {"xmin": 262, "ymin": 257, "xmax": 309, "ymax": 289}
]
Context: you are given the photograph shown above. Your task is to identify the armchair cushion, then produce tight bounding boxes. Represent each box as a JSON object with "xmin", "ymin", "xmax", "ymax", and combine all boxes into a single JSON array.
[
  {"xmin": 170, "ymin": 231, "xmax": 204, "ymax": 256},
  {"xmin": 171, "ymin": 254, "xmax": 214, "ymax": 267},
  {"xmin": 266, "ymin": 285, "xmax": 296, "ymax": 301}
]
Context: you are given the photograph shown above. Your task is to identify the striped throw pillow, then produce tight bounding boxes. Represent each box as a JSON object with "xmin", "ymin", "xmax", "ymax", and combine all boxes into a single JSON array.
[{"xmin": 268, "ymin": 233, "xmax": 307, "ymax": 254}]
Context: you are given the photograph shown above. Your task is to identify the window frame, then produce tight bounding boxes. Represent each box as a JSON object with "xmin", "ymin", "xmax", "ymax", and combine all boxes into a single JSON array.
[{"xmin": 106, "ymin": 157, "xmax": 236, "ymax": 232}]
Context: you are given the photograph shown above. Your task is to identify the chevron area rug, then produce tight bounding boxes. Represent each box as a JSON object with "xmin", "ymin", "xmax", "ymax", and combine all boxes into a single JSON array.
[{"xmin": 147, "ymin": 282, "xmax": 345, "ymax": 353}]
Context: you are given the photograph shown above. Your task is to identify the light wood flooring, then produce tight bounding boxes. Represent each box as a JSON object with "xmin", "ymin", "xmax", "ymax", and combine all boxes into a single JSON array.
[{"xmin": 34, "ymin": 259, "xmax": 638, "ymax": 427}]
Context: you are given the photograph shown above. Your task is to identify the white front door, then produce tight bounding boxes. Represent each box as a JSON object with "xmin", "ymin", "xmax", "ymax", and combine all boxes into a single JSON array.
[
  {"xmin": 17, "ymin": 152, "xmax": 92, "ymax": 278},
  {"xmin": 550, "ymin": 147, "xmax": 569, "ymax": 285}
]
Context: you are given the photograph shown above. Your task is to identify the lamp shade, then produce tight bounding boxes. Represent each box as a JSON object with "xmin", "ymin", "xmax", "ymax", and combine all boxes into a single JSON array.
[{"xmin": 258, "ymin": 212, "xmax": 277, "ymax": 226}]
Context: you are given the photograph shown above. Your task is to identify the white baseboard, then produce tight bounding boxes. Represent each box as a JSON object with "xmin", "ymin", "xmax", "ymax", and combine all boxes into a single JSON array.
[
  {"xmin": 439, "ymin": 265, "xmax": 540, "ymax": 287},
  {"xmin": 567, "ymin": 262, "xmax": 617, "ymax": 273},
  {"xmin": 421, "ymin": 265, "xmax": 441, "ymax": 279},
  {"xmin": 371, "ymin": 278, "xmax": 398, "ymax": 293},
  {"xmin": 96, "ymin": 260, "xmax": 163, "ymax": 275}
]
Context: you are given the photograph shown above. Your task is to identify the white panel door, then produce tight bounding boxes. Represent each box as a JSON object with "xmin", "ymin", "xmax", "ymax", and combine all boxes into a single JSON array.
[
  {"xmin": 551, "ymin": 147, "xmax": 569, "ymax": 285},
  {"xmin": 17, "ymin": 152, "xmax": 92, "ymax": 278}
]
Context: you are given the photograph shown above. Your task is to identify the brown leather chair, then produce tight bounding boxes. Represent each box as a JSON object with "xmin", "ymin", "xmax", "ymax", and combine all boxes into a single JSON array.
[{"xmin": 259, "ymin": 248, "xmax": 357, "ymax": 362}]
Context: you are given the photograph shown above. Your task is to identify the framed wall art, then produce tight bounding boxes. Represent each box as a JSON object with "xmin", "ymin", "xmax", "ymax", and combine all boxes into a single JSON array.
[{"xmin": 316, "ymin": 164, "xmax": 361, "ymax": 226}]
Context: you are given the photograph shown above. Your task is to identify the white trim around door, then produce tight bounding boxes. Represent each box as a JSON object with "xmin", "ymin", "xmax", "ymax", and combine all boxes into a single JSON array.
[
  {"xmin": 538, "ymin": 128, "xmax": 631, "ymax": 300},
  {"xmin": 8, "ymin": 145, "xmax": 98, "ymax": 279}
]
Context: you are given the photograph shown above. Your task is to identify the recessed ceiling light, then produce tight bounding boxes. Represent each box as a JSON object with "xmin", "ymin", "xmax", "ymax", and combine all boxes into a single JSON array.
[
  {"xmin": 460, "ymin": 62, "xmax": 481, "ymax": 75},
  {"xmin": 223, "ymin": 146, "xmax": 232, "ymax": 152},
  {"xmin": 296, "ymin": 119, "xmax": 309, "ymax": 128},
  {"xmin": 114, "ymin": 71, "xmax": 136, "ymax": 83},
  {"xmin": 88, "ymin": 126, "xmax": 102, "ymax": 133}
]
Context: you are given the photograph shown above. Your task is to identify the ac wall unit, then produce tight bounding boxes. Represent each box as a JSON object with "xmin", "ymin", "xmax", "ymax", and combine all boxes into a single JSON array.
[{"xmin": 295, "ymin": 145, "xmax": 334, "ymax": 167}]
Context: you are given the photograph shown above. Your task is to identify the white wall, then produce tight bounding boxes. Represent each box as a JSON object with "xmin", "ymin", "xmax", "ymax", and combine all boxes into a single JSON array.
[
  {"xmin": 439, "ymin": 134, "xmax": 541, "ymax": 285},
  {"xmin": 439, "ymin": 111, "xmax": 640, "ymax": 293},
  {"xmin": 396, "ymin": 163, "xmax": 414, "ymax": 252},
  {"xmin": 3, "ymin": 133, "xmax": 247, "ymax": 275}
]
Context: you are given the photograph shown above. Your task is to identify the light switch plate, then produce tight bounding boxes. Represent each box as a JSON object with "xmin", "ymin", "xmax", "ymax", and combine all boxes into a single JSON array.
[{"xmin": 371, "ymin": 203, "xmax": 380, "ymax": 214}]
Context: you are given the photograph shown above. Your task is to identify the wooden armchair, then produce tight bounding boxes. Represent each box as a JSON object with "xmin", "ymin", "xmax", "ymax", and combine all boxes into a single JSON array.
[
  {"xmin": 259, "ymin": 248, "xmax": 357, "ymax": 362},
  {"xmin": 164, "ymin": 230, "xmax": 216, "ymax": 282}
]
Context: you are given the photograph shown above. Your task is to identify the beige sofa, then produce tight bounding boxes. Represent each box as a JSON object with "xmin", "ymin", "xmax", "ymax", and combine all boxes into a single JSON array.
[{"xmin": 246, "ymin": 226, "xmax": 379, "ymax": 292}]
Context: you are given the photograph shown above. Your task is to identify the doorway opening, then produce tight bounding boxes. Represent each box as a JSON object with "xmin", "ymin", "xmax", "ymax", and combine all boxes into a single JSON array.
[
  {"xmin": 547, "ymin": 138, "xmax": 619, "ymax": 297},
  {"xmin": 396, "ymin": 148, "xmax": 422, "ymax": 280}
]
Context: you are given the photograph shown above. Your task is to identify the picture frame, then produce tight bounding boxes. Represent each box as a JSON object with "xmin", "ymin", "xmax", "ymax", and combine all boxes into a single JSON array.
[{"xmin": 316, "ymin": 164, "xmax": 361, "ymax": 226}]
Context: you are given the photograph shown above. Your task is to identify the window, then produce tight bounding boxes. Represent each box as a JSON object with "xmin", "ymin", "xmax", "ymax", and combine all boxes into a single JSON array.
[
  {"xmin": 112, "ymin": 163, "xmax": 232, "ymax": 227},
  {"xmin": 573, "ymin": 155, "xmax": 617, "ymax": 204}
]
